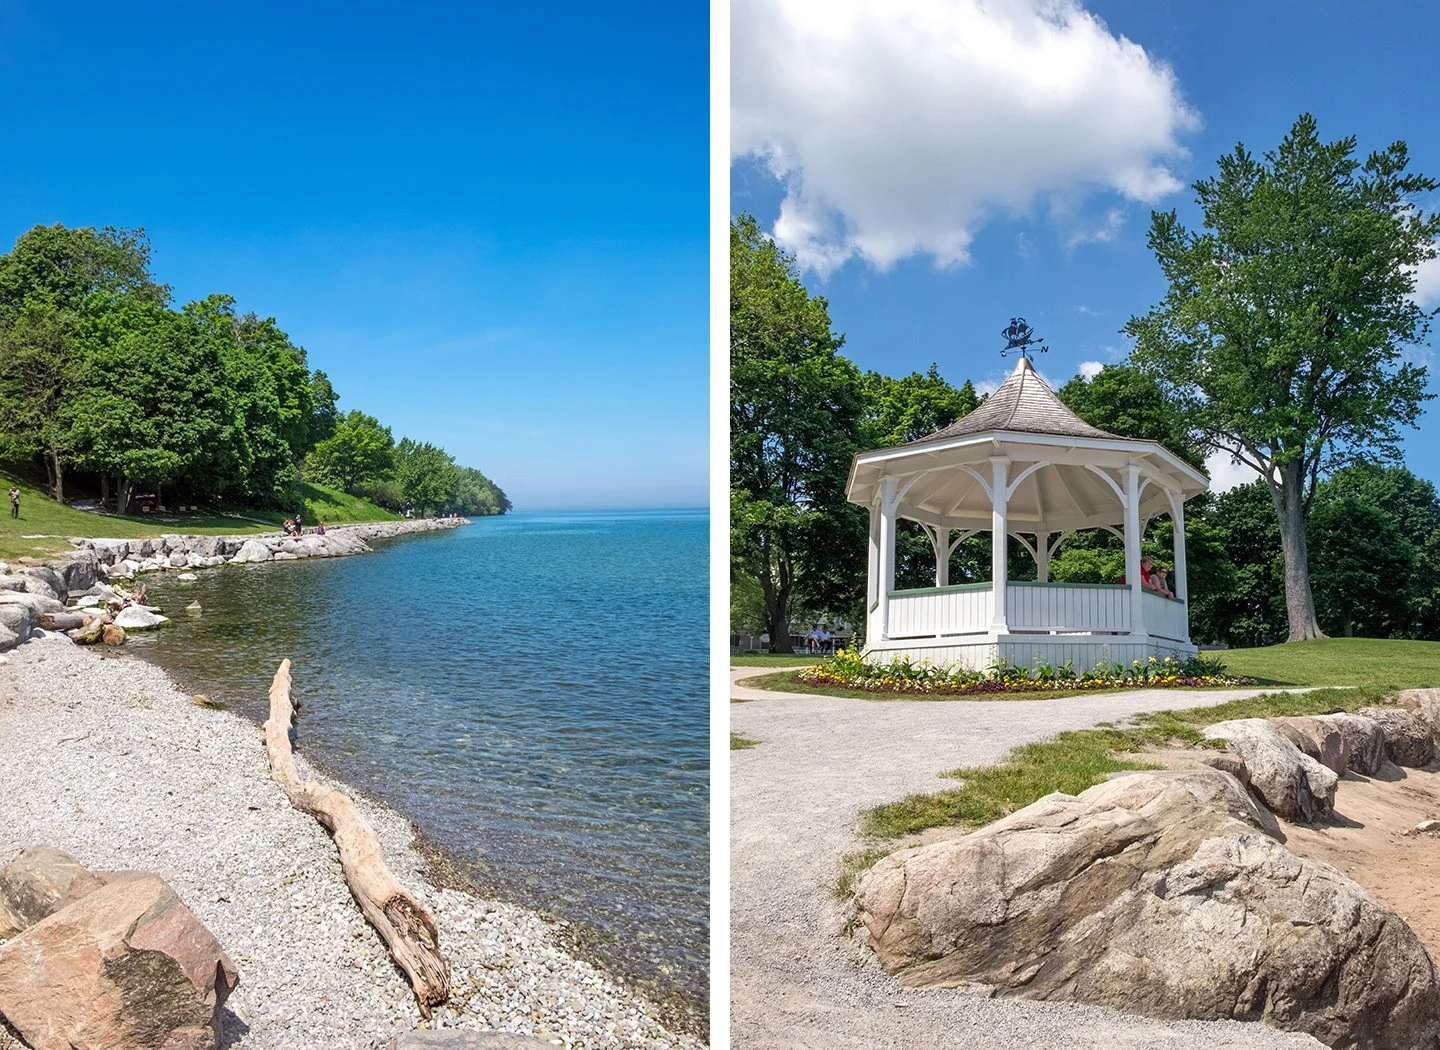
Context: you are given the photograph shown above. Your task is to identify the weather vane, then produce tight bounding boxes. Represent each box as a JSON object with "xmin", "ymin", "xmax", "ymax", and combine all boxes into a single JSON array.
[{"xmin": 1000, "ymin": 317, "xmax": 1048, "ymax": 362}]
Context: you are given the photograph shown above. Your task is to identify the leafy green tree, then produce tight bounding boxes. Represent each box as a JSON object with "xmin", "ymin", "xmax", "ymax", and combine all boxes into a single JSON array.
[
  {"xmin": 1057, "ymin": 363, "xmax": 1204, "ymax": 467},
  {"xmin": 0, "ymin": 302, "xmax": 82, "ymax": 498},
  {"xmin": 185, "ymin": 295, "xmax": 315, "ymax": 505},
  {"xmin": 69, "ymin": 300, "xmax": 232, "ymax": 513},
  {"xmin": 731, "ymin": 214, "xmax": 866, "ymax": 652},
  {"xmin": 1126, "ymin": 114, "xmax": 1438, "ymax": 642},
  {"xmin": 1308, "ymin": 494, "xmax": 1412, "ymax": 638},
  {"xmin": 0, "ymin": 223, "xmax": 168, "ymax": 322},
  {"xmin": 449, "ymin": 465, "xmax": 511, "ymax": 516},
  {"xmin": 393, "ymin": 438, "xmax": 460, "ymax": 515},
  {"xmin": 1186, "ymin": 482, "xmax": 1286, "ymax": 648},
  {"xmin": 862, "ymin": 365, "xmax": 980, "ymax": 447},
  {"xmin": 305, "ymin": 410, "xmax": 394, "ymax": 494},
  {"xmin": 307, "ymin": 370, "xmax": 340, "ymax": 448}
]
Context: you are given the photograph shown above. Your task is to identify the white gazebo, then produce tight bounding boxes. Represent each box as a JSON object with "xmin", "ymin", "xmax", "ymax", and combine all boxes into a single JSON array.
[{"xmin": 846, "ymin": 355, "xmax": 1209, "ymax": 673}]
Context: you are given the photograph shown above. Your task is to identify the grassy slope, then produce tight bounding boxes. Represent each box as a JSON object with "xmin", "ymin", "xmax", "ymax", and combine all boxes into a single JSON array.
[
  {"xmin": 847, "ymin": 638, "xmax": 1440, "ymax": 872},
  {"xmin": 0, "ymin": 471, "xmax": 399, "ymax": 561}
]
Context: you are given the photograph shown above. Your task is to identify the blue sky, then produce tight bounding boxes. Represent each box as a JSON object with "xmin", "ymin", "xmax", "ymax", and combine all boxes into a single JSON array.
[
  {"xmin": 0, "ymin": 2, "xmax": 707, "ymax": 511},
  {"xmin": 732, "ymin": 0, "xmax": 1440, "ymax": 491}
]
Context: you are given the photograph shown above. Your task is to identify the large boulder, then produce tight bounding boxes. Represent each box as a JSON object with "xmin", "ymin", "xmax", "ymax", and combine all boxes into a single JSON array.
[
  {"xmin": 21, "ymin": 566, "xmax": 67, "ymax": 602},
  {"xmin": 1357, "ymin": 707, "xmax": 1436, "ymax": 768},
  {"xmin": 54, "ymin": 549, "xmax": 99, "ymax": 594},
  {"xmin": 229, "ymin": 538, "xmax": 272, "ymax": 564},
  {"xmin": 0, "ymin": 600, "xmax": 34, "ymax": 650},
  {"xmin": 1313, "ymin": 713, "xmax": 1389, "ymax": 776},
  {"xmin": 1272, "ymin": 715, "xmax": 1350, "ymax": 774},
  {"xmin": 853, "ymin": 769, "xmax": 1440, "ymax": 1050},
  {"xmin": 1394, "ymin": 689, "xmax": 1440, "ymax": 745},
  {"xmin": 0, "ymin": 871, "xmax": 238, "ymax": 1050},
  {"xmin": 0, "ymin": 847, "xmax": 105, "ymax": 939},
  {"xmin": 114, "ymin": 606, "xmax": 169, "ymax": 631},
  {"xmin": 1204, "ymin": 718, "xmax": 1339, "ymax": 820}
]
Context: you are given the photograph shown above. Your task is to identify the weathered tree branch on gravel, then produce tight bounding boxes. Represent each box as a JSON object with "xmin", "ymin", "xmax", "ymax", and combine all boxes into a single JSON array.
[{"xmin": 262, "ymin": 659, "xmax": 449, "ymax": 1015}]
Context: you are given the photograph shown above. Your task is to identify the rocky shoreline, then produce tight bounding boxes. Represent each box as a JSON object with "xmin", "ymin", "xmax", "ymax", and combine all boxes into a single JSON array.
[{"xmin": 0, "ymin": 635, "xmax": 703, "ymax": 1050}]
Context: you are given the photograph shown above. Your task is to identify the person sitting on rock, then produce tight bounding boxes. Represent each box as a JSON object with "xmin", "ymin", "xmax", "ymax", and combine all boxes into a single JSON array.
[{"xmin": 315, "ymin": 521, "xmax": 326, "ymax": 535}]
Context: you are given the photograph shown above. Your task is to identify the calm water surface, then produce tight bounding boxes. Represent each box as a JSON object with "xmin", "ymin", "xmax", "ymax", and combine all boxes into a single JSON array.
[{"xmin": 130, "ymin": 509, "xmax": 708, "ymax": 1022}]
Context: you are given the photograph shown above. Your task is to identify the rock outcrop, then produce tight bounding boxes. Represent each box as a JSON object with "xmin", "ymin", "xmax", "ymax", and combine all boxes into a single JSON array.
[
  {"xmin": 1357, "ymin": 707, "xmax": 1436, "ymax": 768},
  {"xmin": 1204, "ymin": 718, "xmax": 1339, "ymax": 820},
  {"xmin": 853, "ymin": 769, "xmax": 1440, "ymax": 1050},
  {"xmin": 1272, "ymin": 715, "xmax": 1351, "ymax": 774},
  {"xmin": 1314, "ymin": 712, "xmax": 1389, "ymax": 776},
  {"xmin": 0, "ymin": 868, "xmax": 238, "ymax": 1050},
  {"xmin": 0, "ymin": 847, "xmax": 105, "ymax": 939}
]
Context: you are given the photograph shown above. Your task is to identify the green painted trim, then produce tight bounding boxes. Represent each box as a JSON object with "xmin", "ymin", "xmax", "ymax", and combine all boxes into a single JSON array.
[
  {"xmin": 888, "ymin": 582, "xmax": 992, "ymax": 597},
  {"xmin": 1009, "ymin": 581, "xmax": 1129, "ymax": 590}
]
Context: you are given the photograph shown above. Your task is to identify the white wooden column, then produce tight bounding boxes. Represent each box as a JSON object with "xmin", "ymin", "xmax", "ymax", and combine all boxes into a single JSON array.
[
  {"xmin": 1035, "ymin": 531, "xmax": 1050, "ymax": 583},
  {"xmin": 931, "ymin": 527, "xmax": 950, "ymax": 587},
  {"xmin": 990, "ymin": 457, "xmax": 1009, "ymax": 632},
  {"xmin": 1169, "ymin": 490, "xmax": 1189, "ymax": 642},
  {"xmin": 877, "ymin": 477, "xmax": 899, "ymax": 642},
  {"xmin": 1124, "ymin": 463, "xmax": 1147, "ymax": 639},
  {"xmin": 866, "ymin": 503, "xmax": 881, "ymax": 641}
]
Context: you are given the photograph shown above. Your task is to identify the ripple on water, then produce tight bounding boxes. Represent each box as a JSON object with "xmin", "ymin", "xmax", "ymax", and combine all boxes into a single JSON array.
[{"xmin": 130, "ymin": 509, "xmax": 709, "ymax": 1024}]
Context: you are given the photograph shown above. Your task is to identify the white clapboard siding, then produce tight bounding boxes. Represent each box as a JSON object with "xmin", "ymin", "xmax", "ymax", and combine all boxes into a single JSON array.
[
  {"xmin": 866, "ymin": 637, "xmax": 1197, "ymax": 674},
  {"xmin": 1142, "ymin": 590, "xmax": 1189, "ymax": 642},
  {"xmin": 1005, "ymin": 583, "xmax": 1130, "ymax": 633},
  {"xmin": 887, "ymin": 586, "xmax": 993, "ymax": 639}
]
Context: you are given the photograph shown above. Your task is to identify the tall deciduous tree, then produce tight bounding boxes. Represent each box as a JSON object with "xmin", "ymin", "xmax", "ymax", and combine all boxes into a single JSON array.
[
  {"xmin": 0, "ymin": 223, "xmax": 168, "ymax": 321},
  {"xmin": 305, "ymin": 410, "xmax": 395, "ymax": 494},
  {"xmin": 730, "ymin": 214, "xmax": 865, "ymax": 652},
  {"xmin": 1126, "ymin": 114, "xmax": 1437, "ymax": 641},
  {"xmin": 0, "ymin": 302, "xmax": 81, "ymax": 499}
]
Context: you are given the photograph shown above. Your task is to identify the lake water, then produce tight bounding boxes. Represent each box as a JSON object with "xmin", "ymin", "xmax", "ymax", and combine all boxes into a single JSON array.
[{"xmin": 129, "ymin": 509, "xmax": 709, "ymax": 1024}]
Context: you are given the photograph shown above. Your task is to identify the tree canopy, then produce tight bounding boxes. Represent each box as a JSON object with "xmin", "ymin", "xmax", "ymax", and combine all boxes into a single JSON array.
[
  {"xmin": 1126, "ymin": 114, "xmax": 1437, "ymax": 640},
  {"xmin": 0, "ymin": 223, "xmax": 510, "ymax": 517}
]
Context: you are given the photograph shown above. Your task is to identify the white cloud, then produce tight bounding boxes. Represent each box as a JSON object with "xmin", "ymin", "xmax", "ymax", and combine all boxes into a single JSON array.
[
  {"xmin": 1064, "ymin": 208, "xmax": 1125, "ymax": 249},
  {"xmin": 1414, "ymin": 245, "xmax": 1440, "ymax": 308},
  {"xmin": 1204, "ymin": 448, "xmax": 1261, "ymax": 493},
  {"xmin": 1078, "ymin": 360, "xmax": 1105, "ymax": 380},
  {"xmin": 732, "ymin": 0, "xmax": 1199, "ymax": 273}
]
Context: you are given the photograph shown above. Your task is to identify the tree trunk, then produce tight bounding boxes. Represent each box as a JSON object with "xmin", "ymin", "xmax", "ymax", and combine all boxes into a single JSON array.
[
  {"xmin": 262, "ymin": 660, "xmax": 449, "ymax": 1016},
  {"xmin": 1270, "ymin": 461, "xmax": 1326, "ymax": 642},
  {"xmin": 116, "ymin": 478, "xmax": 132, "ymax": 516},
  {"xmin": 100, "ymin": 475, "xmax": 109, "ymax": 511},
  {"xmin": 49, "ymin": 449, "xmax": 63, "ymax": 502},
  {"xmin": 756, "ymin": 535, "xmax": 794, "ymax": 654}
]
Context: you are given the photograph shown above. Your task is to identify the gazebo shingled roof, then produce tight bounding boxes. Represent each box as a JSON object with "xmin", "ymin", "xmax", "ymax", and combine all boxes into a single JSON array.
[{"xmin": 910, "ymin": 357, "xmax": 1118, "ymax": 443}]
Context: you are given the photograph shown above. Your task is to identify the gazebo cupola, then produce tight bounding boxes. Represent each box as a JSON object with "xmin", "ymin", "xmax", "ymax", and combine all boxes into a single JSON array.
[{"xmin": 845, "ymin": 323, "xmax": 1209, "ymax": 673}]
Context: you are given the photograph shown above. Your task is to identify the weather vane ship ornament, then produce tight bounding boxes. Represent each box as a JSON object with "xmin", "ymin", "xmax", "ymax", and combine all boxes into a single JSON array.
[{"xmin": 1000, "ymin": 317, "xmax": 1048, "ymax": 362}]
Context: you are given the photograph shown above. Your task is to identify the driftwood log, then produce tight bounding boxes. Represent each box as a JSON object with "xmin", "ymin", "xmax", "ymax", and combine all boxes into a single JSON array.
[{"xmin": 262, "ymin": 659, "xmax": 449, "ymax": 1015}]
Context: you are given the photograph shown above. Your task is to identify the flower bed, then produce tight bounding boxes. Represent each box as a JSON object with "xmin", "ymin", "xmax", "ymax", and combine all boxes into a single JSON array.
[{"xmin": 795, "ymin": 649, "xmax": 1254, "ymax": 696}]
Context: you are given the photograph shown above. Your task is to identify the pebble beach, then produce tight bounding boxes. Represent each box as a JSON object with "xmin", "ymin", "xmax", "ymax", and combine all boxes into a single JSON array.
[{"xmin": 0, "ymin": 632, "xmax": 703, "ymax": 1050}]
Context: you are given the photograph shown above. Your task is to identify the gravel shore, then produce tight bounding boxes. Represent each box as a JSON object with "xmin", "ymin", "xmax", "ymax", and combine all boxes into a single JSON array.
[
  {"xmin": 0, "ymin": 633, "xmax": 702, "ymax": 1050},
  {"xmin": 729, "ymin": 668, "xmax": 1324, "ymax": 1050}
]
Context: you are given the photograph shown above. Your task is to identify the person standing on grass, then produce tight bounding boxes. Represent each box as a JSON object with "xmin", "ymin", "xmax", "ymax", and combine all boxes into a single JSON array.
[{"xmin": 8, "ymin": 486, "xmax": 18, "ymax": 518}]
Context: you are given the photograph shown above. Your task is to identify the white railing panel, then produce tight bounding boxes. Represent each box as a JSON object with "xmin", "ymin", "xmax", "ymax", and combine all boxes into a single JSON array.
[
  {"xmin": 1142, "ymin": 590, "xmax": 1188, "ymax": 642},
  {"xmin": 887, "ymin": 585, "xmax": 993, "ymax": 639},
  {"xmin": 1006, "ymin": 583, "xmax": 1130, "ymax": 633}
]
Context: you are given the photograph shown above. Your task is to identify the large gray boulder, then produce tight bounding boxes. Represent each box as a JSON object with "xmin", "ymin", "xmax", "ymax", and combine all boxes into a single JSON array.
[
  {"xmin": 0, "ymin": 847, "xmax": 105, "ymax": 938},
  {"xmin": 114, "ymin": 606, "xmax": 169, "ymax": 630},
  {"xmin": 1204, "ymin": 718, "xmax": 1339, "ymax": 820},
  {"xmin": 1272, "ymin": 715, "xmax": 1350, "ymax": 774},
  {"xmin": 54, "ymin": 549, "xmax": 99, "ymax": 594},
  {"xmin": 1358, "ymin": 707, "xmax": 1436, "ymax": 768},
  {"xmin": 0, "ymin": 590, "xmax": 66, "ymax": 617},
  {"xmin": 853, "ymin": 769, "xmax": 1440, "ymax": 1050},
  {"xmin": 229, "ymin": 538, "xmax": 272, "ymax": 563},
  {"xmin": 20, "ymin": 566, "xmax": 67, "ymax": 602},
  {"xmin": 1313, "ymin": 712, "xmax": 1389, "ymax": 776},
  {"xmin": 1394, "ymin": 689, "xmax": 1440, "ymax": 746}
]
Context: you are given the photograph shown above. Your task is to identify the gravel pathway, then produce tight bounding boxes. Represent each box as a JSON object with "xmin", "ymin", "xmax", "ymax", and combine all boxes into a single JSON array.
[
  {"xmin": 0, "ymin": 634, "xmax": 700, "ymax": 1050},
  {"xmin": 729, "ymin": 667, "xmax": 1324, "ymax": 1050}
]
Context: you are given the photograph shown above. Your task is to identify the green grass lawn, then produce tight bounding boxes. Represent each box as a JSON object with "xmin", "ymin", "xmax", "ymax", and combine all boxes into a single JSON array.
[
  {"xmin": 0, "ymin": 471, "xmax": 398, "ymax": 561},
  {"xmin": 842, "ymin": 637, "xmax": 1440, "ymax": 891},
  {"xmin": 730, "ymin": 652, "xmax": 824, "ymax": 667}
]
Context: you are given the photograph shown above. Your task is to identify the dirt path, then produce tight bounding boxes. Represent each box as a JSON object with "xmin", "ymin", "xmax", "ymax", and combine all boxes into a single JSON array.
[{"xmin": 728, "ymin": 667, "xmax": 1323, "ymax": 1049}]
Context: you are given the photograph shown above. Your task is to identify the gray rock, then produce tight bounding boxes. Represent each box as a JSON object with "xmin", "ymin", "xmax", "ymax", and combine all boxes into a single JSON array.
[
  {"xmin": 113, "ymin": 606, "xmax": 169, "ymax": 630},
  {"xmin": 75, "ymin": 595, "xmax": 101, "ymax": 609},
  {"xmin": 21, "ymin": 567, "xmax": 66, "ymax": 602},
  {"xmin": 1205, "ymin": 717, "xmax": 1338, "ymax": 820},
  {"xmin": 54, "ymin": 549, "xmax": 100, "ymax": 593},
  {"xmin": 1313, "ymin": 712, "xmax": 1389, "ymax": 776},
  {"xmin": 168, "ymin": 551, "xmax": 188, "ymax": 567},
  {"xmin": 176, "ymin": 572, "xmax": 199, "ymax": 581},
  {"xmin": 1272, "ymin": 715, "xmax": 1350, "ymax": 774},
  {"xmin": 853, "ymin": 769, "xmax": 1440, "ymax": 1050},
  {"xmin": 0, "ymin": 846, "xmax": 105, "ymax": 938},
  {"xmin": 0, "ymin": 591, "xmax": 67, "ymax": 617},
  {"xmin": 1394, "ymin": 689, "xmax": 1440, "ymax": 744},
  {"xmin": 0, "ymin": 618, "xmax": 24, "ymax": 652},
  {"xmin": 230, "ymin": 539, "xmax": 273, "ymax": 564},
  {"xmin": 1358, "ymin": 707, "xmax": 1436, "ymax": 767},
  {"xmin": 272, "ymin": 551, "xmax": 299, "ymax": 561}
]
